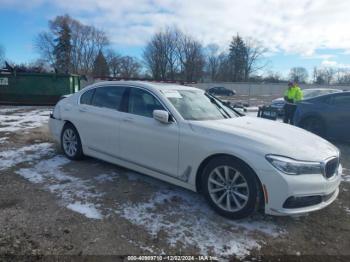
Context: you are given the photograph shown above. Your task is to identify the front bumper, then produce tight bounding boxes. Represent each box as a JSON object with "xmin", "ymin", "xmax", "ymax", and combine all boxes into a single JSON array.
[
  {"xmin": 263, "ymin": 164, "xmax": 342, "ymax": 216},
  {"xmin": 269, "ymin": 187, "xmax": 339, "ymax": 215}
]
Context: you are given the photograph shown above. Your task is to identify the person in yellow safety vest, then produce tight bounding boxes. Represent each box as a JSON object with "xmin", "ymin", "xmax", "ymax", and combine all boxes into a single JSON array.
[{"xmin": 283, "ymin": 82, "xmax": 303, "ymax": 124}]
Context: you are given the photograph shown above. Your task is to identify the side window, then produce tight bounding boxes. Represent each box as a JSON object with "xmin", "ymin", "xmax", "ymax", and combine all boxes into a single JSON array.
[
  {"xmin": 91, "ymin": 86, "xmax": 126, "ymax": 110},
  {"xmin": 128, "ymin": 88, "xmax": 165, "ymax": 117},
  {"xmin": 331, "ymin": 95, "xmax": 350, "ymax": 106},
  {"xmin": 80, "ymin": 89, "xmax": 95, "ymax": 105}
]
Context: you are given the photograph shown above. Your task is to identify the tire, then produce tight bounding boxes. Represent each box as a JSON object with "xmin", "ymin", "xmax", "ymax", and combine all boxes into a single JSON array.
[
  {"xmin": 61, "ymin": 123, "xmax": 84, "ymax": 160},
  {"xmin": 300, "ymin": 117, "xmax": 326, "ymax": 137},
  {"xmin": 201, "ymin": 156, "xmax": 259, "ymax": 219}
]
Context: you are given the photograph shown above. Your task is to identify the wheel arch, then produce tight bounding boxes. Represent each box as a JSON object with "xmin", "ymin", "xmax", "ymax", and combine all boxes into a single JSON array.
[
  {"xmin": 60, "ymin": 120, "xmax": 84, "ymax": 160},
  {"xmin": 195, "ymin": 153, "xmax": 265, "ymax": 209},
  {"xmin": 62, "ymin": 120, "xmax": 76, "ymax": 129}
]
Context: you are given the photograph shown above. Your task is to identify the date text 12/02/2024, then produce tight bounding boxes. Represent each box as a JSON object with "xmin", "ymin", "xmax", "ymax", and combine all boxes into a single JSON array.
[{"xmin": 127, "ymin": 255, "xmax": 219, "ymax": 261}]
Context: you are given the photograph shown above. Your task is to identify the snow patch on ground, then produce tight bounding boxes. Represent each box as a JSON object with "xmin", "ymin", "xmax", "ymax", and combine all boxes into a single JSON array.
[
  {"xmin": 119, "ymin": 188, "xmax": 281, "ymax": 258},
  {"xmin": 342, "ymin": 168, "xmax": 350, "ymax": 182},
  {"xmin": 94, "ymin": 173, "xmax": 117, "ymax": 183},
  {"xmin": 0, "ymin": 137, "xmax": 8, "ymax": 144},
  {"xmin": 16, "ymin": 154, "xmax": 70, "ymax": 183},
  {"xmin": 0, "ymin": 106, "xmax": 26, "ymax": 114},
  {"xmin": 0, "ymin": 143, "xmax": 54, "ymax": 171},
  {"xmin": 16, "ymin": 154, "xmax": 104, "ymax": 220},
  {"xmin": 4, "ymin": 141, "xmax": 282, "ymax": 258},
  {"xmin": 345, "ymin": 207, "xmax": 350, "ymax": 215},
  {"xmin": 67, "ymin": 202, "xmax": 103, "ymax": 219},
  {"xmin": 0, "ymin": 107, "xmax": 51, "ymax": 132}
]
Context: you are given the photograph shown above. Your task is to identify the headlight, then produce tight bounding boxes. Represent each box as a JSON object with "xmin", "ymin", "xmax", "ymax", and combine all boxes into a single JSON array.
[{"xmin": 266, "ymin": 155, "xmax": 323, "ymax": 175}]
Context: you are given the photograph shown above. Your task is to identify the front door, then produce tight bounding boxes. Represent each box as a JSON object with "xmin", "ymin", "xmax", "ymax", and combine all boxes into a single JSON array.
[{"xmin": 119, "ymin": 87, "xmax": 179, "ymax": 178}]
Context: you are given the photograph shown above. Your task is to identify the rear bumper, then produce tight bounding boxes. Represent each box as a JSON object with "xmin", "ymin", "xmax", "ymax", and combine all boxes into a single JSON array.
[
  {"xmin": 49, "ymin": 114, "xmax": 65, "ymax": 143},
  {"xmin": 270, "ymin": 104, "xmax": 285, "ymax": 115}
]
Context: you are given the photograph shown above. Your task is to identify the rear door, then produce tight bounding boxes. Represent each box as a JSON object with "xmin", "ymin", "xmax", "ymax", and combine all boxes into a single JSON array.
[
  {"xmin": 74, "ymin": 85, "xmax": 127, "ymax": 155},
  {"xmin": 119, "ymin": 87, "xmax": 180, "ymax": 178},
  {"xmin": 326, "ymin": 93, "xmax": 350, "ymax": 140}
]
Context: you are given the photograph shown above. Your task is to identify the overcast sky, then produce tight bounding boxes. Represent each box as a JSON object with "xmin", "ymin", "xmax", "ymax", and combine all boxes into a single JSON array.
[{"xmin": 1, "ymin": 0, "xmax": 350, "ymax": 77}]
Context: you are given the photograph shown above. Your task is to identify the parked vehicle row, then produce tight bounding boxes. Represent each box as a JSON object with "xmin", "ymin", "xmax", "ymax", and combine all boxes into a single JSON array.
[
  {"xmin": 270, "ymin": 88, "xmax": 342, "ymax": 116},
  {"xmin": 49, "ymin": 81, "xmax": 342, "ymax": 219},
  {"xmin": 294, "ymin": 91, "xmax": 350, "ymax": 141}
]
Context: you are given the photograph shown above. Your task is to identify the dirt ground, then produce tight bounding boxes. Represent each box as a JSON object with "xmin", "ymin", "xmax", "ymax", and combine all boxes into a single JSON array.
[{"xmin": 0, "ymin": 106, "xmax": 349, "ymax": 262}]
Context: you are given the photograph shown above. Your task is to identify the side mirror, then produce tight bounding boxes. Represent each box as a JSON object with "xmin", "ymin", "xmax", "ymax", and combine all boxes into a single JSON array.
[{"xmin": 153, "ymin": 110, "xmax": 170, "ymax": 124}]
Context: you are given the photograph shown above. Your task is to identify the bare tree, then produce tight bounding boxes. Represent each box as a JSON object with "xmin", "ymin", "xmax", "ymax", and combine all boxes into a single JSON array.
[
  {"xmin": 205, "ymin": 44, "xmax": 221, "ymax": 81},
  {"xmin": 264, "ymin": 71, "xmax": 284, "ymax": 83},
  {"xmin": 216, "ymin": 52, "xmax": 231, "ymax": 81},
  {"xmin": 289, "ymin": 67, "xmax": 308, "ymax": 83},
  {"xmin": 35, "ymin": 14, "xmax": 109, "ymax": 75},
  {"xmin": 106, "ymin": 49, "xmax": 122, "ymax": 77},
  {"xmin": 35, "ymin": 32, "xmax": 55, "ymax": 65},
  {"xmin": 177, "ymin": 34, "xmax": 205, "ymax": 82},
  {"xmin": 143, "ymin": 27, "xmax": 180, "ymax": 81},
  {"xmin": 313, "ymin": 67, "xmax": 336, "ymax": 85},
  {"xmin": 119, "ymin": 56, "xmax": 141, "ymax": 78},
  {"xmin": 165, "ymin": 28, "xmax": 181, "ymax": 80},
  {"xmin": 244, "ymin": 38, "xmax": 268, "ymax": 81},
  {"xmin": 335, "ymin": 68, "xmax": 350, "ymax": 84},
  {"xmin": 143, "ymin": 31, "xmax": 168, "ymax": 80}
]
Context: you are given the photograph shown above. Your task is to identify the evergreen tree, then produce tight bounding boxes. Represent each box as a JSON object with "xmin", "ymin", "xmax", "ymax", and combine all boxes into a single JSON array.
[
  {"xmin": 53, "ymin": 18, "xmax": 72, "ymax": 74},
  {"xmin": 93, "ymin": 50, "xmax": 110, "ymax": 77},
  {"xmin": 229, "ymin": 34, "xmax": 247, "ymax": 81}
]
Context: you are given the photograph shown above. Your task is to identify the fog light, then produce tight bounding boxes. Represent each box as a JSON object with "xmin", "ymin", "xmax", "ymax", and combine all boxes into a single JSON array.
[{"xmin": 283, "ymin": 195, "xmax": 322, "ymax": 208}]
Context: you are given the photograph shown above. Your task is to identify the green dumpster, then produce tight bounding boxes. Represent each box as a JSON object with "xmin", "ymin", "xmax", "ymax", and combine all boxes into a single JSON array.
[{"xmin": 0, "ymin": 71, "xmax": 81, "ymax": 105}]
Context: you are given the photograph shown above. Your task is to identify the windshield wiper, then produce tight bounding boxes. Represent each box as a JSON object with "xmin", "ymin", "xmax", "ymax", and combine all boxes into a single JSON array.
[
  {"xmin": 209, "ymin": 94, "xmax": 244, "ymax": 117},
  {"xmin": 205, "ymin": 93, "xmax": 231, "ymax": 119}
]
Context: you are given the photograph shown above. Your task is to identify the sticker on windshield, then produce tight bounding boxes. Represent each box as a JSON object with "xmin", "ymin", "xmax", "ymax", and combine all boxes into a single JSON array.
[{"xmin": 162, "ymin": 90, "xmax": 182, "ymax": 98}]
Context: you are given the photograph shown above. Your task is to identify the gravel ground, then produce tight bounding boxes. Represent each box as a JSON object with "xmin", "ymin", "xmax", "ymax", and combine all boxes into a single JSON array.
[{"xmin": 0, "ymin": 106, "xmax": 349, "ymax": 261}]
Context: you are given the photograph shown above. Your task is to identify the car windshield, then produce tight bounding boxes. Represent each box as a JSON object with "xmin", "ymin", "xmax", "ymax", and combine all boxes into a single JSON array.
[
  {"xmin": 303, "ymin": 89, "xmax": 340, "ymax": 99},
  {"xmin": 163, "ymin": 89, "xmax": 238, "ymax": 120}
]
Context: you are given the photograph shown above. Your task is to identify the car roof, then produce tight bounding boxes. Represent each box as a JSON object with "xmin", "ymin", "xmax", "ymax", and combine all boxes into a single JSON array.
[
  {"xmin": 91, "ymin": 81, "xmax": 199, "ymax": 92},
  {"xmin": 304, "ymin": 88, "xmax": 342, "ymax": 92},
  {"xmin": 306, "ymin": 90, "xmax": 350, "ymax": 101}
]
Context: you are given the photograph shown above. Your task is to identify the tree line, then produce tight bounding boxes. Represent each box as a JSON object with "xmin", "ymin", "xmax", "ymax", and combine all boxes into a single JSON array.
[
  {"xmin": 1, "ymin": 14, "xmax": 350, "ymax": 85},
  {"xmin": 143, "ymin": 28, "xmax": 267, "ymax": 82},
  {"xmin": 33, "ymin": 15, "xmax": 268, "ymax": 82},
  {"xmin": 285, "ymin": 66, "xmax": 350, "ymax": 85}
]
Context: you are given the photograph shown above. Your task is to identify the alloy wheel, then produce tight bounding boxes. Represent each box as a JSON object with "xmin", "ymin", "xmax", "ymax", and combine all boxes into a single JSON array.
[
  {"xmin": 208, "ymin": 165, "xmax": 250, "ymax": 212},
  {"xmin": 62, "ymin": 128, "xmax": 78, "ymax": 157}
]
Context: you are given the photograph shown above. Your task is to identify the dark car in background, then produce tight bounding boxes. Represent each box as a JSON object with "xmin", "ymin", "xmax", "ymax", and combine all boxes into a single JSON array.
[
  {"xmin": 207, "ymin": 86, "xmax": 236, "ymax": 96},
  {"xmin": 271, "ymin": 88, "xmax": 342, "ymax": 115},
  {"xmin": 294, "ymin": 91, "xmax": 350, "ymax": 141}
]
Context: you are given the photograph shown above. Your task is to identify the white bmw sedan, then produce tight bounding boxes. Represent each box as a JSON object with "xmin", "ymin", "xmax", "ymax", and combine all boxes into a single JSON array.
[{"xmin": 49, "ymin": 81, "xmax": 342, "ymax": 219}]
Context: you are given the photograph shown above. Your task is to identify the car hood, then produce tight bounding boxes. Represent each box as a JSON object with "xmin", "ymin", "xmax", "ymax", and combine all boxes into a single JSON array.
[
  {"xmin": 189, "ymin": 116, "xmax": 339, "ymax": 161},
  {"xmin": 271, "ymin": 97, "xmax": 284, "ymax": 103}
]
